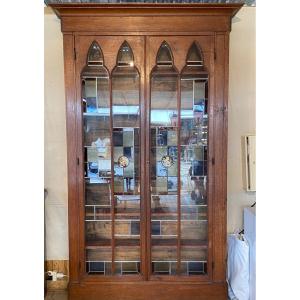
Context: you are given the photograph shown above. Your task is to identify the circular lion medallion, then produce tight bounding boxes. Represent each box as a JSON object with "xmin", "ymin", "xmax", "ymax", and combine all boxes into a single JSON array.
[
  {"xmin": 161, "ymin": 155, "xmax": 174, "ymax": 168},
  {"xmin": 118, "ymin": 155, "xmax": 129, "ymax": 168}
]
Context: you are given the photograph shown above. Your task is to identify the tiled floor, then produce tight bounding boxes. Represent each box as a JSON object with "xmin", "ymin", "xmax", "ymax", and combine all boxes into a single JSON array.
[{"xmin": 45, "ymin": 291, "xmax": 68, "ymax": 300}]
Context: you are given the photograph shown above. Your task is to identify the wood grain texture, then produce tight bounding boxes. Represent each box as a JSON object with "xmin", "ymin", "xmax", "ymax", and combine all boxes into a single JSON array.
[
  {"xmin": 49, "ymin": 3, "xmax": 242, "ymax": 33},
  {"xmin": 69, "ymin": 281, "xmax": 227, "ymax": 300},
  {"xmin": 45, "ymin": 290, "xmax": 68, "ymax": 300},
  {"xmin": 212, "ymin": 32, "xmax": 228, "ymax": 282},
  {"xmin": 56, "ymin": 3, "xmax": 242, "ymax": 299},
  {"xmin": 61, "ymin": 15, "xmax": 230, "ymax": 33},
  {"xmin": 49, "ymin": 3, "xmax": 242, "ymax": 17},
  {"xmin": 63, "ymin": 34, "xmax": 79, "ymax": 284},
  {"xmin": 46, "ymin": 260, "xmax": 69, "ymax": 291}
]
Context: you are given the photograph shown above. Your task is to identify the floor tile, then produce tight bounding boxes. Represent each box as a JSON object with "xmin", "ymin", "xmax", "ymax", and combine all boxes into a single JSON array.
[{"xmin": 45, "ymin": 291, "xmax": 68, "ymax": 300}]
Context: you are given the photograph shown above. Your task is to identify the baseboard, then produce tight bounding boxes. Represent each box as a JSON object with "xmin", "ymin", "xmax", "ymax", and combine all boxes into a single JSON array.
[{"xmin": 46, "ymin": 260, "xmax": 69, "ymax": 290}]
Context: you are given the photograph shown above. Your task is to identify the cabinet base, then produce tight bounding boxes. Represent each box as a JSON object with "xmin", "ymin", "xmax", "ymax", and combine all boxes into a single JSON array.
[{"xmin": 69, "ymin": 281, "xmax": 227, "ymax": 300}]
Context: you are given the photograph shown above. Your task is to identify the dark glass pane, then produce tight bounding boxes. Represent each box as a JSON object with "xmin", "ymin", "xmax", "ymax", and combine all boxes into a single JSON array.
[
  {"xmin": 115, "ymin": 262, "xmax": 140, "ymax": 275},
  {"xmin": 180, "ymin": 261, "xmax": 207, "ymax": 276},
  {"xmin": 152, "ymin": 261, "xmax": 177, "ymax": 275}
]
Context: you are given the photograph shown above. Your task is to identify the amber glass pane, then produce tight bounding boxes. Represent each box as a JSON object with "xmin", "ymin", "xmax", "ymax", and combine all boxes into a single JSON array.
[
  {"xmin": 87, "ymin": 41, "xmax": 104, "ymax": 66},
  {"xmin": 117, "ymin": 41, "xmax": 134, "ymax": 67},
  {"xmin": 156, "ymin": 41, "xmax": 173, "ymax": 66},
  {"xmin": 180, "ymin": 43, "xmax": 209, "ymax": 275},
  {"xmin": 112, "ymin": 42, "xmax": 141, "ymax": 275},
  {"xmin": 150, "ymin": 42, "xmax": 179, "ymax": 275},
  {"xmin": 82, "ymin": 43, "xmax": 112, "ymax": 275},
  {"xmin": 186, "ymin": 42, "xmax": 203, "ymax": 66}
]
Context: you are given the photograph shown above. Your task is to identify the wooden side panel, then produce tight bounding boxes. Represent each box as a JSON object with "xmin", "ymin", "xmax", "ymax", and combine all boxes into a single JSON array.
[
  {"xmin": 212, "ymin": 33, "xmax": 229, "ymax": 282},
  {"xmin": 61, "ymin": 15, "xmax": 230, "ymax": 33},
  {"xmin": 63, "ymin": 33, "xmax": 79, "ymax": 283}
]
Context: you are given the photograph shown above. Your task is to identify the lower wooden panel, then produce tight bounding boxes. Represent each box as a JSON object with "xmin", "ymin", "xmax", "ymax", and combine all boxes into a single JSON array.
[
  {"xmin": 69, "ymin": 281, "xmax": 227, "ymax": 300},
  {"xmin": 46, "ymin": 260, "xmax": 69, "ymax": 291}
]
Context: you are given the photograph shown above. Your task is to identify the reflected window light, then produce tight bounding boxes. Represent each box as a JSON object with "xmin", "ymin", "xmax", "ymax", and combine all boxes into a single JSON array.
[
  {"xmin": 150, "ymin": 109, "xmax": 178, "ymax": 125},
  {"xmin": 112, "ymin": 105, "xmax": 139, "ymax": 115}
]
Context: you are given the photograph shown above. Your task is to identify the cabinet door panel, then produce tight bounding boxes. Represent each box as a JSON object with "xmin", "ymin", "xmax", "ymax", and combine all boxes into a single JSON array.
[
  {"xmin": 147, "ymin": 36, "xmax": 214, "ymax": 278},
  {"xmin": 75, "ymin": 35, "xmax": 145, "ymax": 278}
]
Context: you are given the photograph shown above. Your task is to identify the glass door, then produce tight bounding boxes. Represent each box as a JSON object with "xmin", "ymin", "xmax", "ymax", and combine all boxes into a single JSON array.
[
  {"xmin": 80, "ymin": 38, "xmax": 143, "ymax": 277},
  {"xmin": 149, "ymin": 39, "xmax": 210, "ymax": 277},
  {"xmin": 78, "ymin": 36, "xmax": 211, "ymax": 280}
]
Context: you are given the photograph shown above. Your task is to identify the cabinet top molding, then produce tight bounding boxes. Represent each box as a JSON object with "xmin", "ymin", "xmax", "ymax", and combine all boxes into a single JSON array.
[{"xmin": 49, "ymin": 3, "xmax": 243, "ymax": 19}]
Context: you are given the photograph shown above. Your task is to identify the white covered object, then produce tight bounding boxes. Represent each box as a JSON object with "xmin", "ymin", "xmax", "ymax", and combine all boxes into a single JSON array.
[
  {"xmin": 244, "ymin": 207, "xmax": 256, "ymax": 300},
  {"xmin": 227, "ymin": 234, "xmax": 250, "ymax": 300}
]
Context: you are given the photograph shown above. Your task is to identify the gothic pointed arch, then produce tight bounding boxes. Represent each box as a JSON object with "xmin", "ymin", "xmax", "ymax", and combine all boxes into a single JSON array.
[
  {"xmin": 87, "ymin": 41, "xmax": 104, "ymax": 66},
  {"xmin": 186, "ymin": 41, "xmax": 204, "ymax": 66},
  {"xmin": 116, "ymin": 41, "xmax": 135, "ymax": 67},
  {"xmin": 156, "ymin": 41, "xmax": 174, "ymax": 67}
]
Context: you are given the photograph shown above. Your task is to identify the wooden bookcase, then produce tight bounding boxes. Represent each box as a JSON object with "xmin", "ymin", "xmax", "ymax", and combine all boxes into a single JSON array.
[{"xmin": 49, "ymin": 3, "xmax": 243, "ymax": 300}]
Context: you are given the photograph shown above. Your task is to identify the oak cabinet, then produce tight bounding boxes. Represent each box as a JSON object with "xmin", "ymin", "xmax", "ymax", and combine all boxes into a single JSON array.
[{"xmin": 49, "ymin": 3, "xmax": 242, "ymax": 300}]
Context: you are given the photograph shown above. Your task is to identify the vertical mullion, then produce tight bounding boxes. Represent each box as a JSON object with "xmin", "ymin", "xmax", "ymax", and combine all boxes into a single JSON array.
[
  {"xmin": 176, "ymin": 74, "xmax": 181, "ymax": 275},
  {"xmin": 110, "ymin": 74, "xmax": 115, "ymax": 275},
  {"xmin": 137, "ymin": 35, "xmax": 146, "ymax": 280},
  {"xmin": 145, "ymin": 36, "xmax": 151, "ymax": 279}
]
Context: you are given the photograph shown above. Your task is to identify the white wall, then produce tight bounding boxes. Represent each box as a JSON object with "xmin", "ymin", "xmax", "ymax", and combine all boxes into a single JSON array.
[
  {"xmin": 228, "ymin": 7, "xmax": 256, "ymax": 233},
  {"xmin": 44, "ymin": 7, "xmax": 68, "ymax": 260},
  {"xmin": 44, "ymin": 6, "xmax": 256, "ymax": 259}
]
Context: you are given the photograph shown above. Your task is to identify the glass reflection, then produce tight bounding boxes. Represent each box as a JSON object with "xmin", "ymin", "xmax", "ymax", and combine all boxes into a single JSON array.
[
  {"xmin": 117, "ymin": 41, "xmax": 134, "ymax": 67},
  {"xmin": 156, "ymin": 41, "xmax": 173, "ymax": 66},
  {"xmin": 113, "ymin": 128, "xmax": 140, "ymax": 194},
  {"xmin": 87, "ymin": 41, "xmax": 104, "ymax": 65},
  {"xmin": 112, "ymin": 41, "xmax": 141, "ymax": 275},
  {"xmin": 82, "ymin": 42, "xmax": 112, "ymax": 275},
  {"xmin": 186, "ymin": 42, "xmax": 203, "ymax": 67},
  {"xmin": 150, "ymin": 42, "xmax": 179, "ymax": 275},
  {"xmin": 180, "ymin": 42, "xmax": 209, "ymax": 276},
  {"xmin": 112, "ymin": 42, "xmax": 139, "ymax": 128},
  {"xmin": 150, "ymin": 76, "xmax": 178, "ymax": 126}
]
